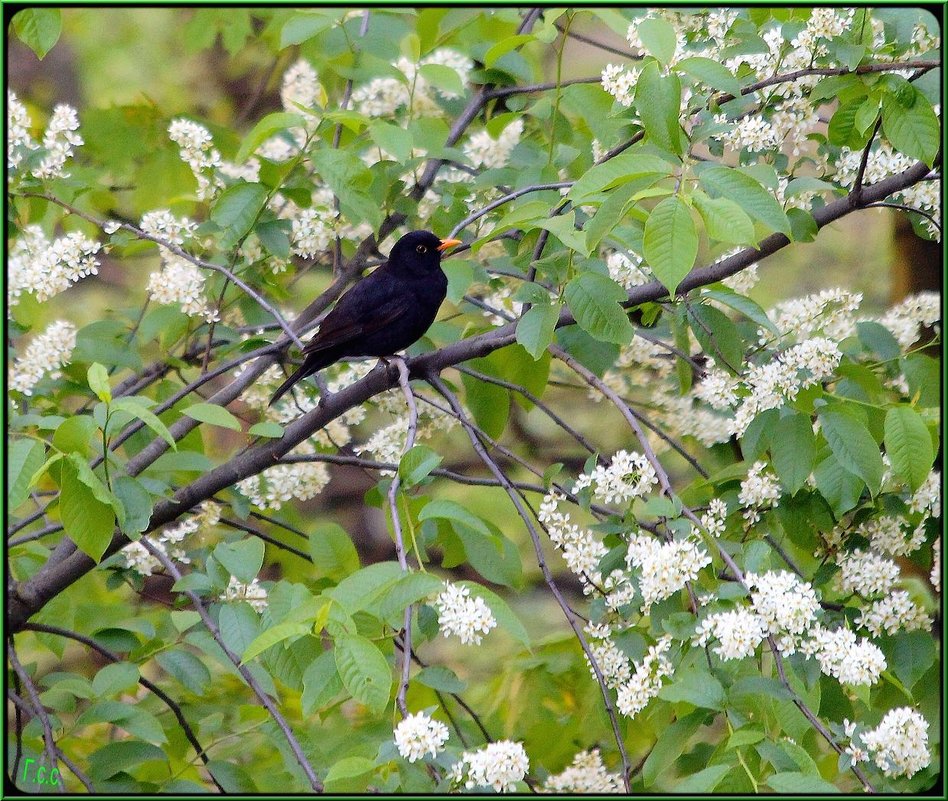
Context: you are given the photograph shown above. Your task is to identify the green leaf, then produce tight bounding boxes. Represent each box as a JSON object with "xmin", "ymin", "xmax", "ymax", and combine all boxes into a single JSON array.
[
  {"xmin": 787, "ymin": 207, "xmax": 818, "ymax": 242},
  {"xmin": 80, "ymin": 701, "xmax": 166, "ymax": 745},
  {"xmin": 309, "ymin": 523, "xmax": 360, "ymax": 581},
  {"xmin": 334, "ymin": 634, "xmax": 391, "ymax": 715},
  {"xmin": 516, "ymin": 301, "xmax": 562, "ymax": 360},
  {"xmin": 643, "ymin": 709, "xmax": 706, "ymax": 787},
  {"xmin": 484, "ymin": 34, "xmax": 535, "ymax": 68},
  {"xmin": 818, "ymin": 410, "xmax": 883, "ymax": 496},
  {"xmin": 87, "ymin": 363, "xmax": 112, "ymax": 403},
  {"xmin": 214, "ymin": 538, "xmax": 265, "ymax": 583},
  {"xmin": 218, "ymin": 603, "xmax": 260, "ymax": 657},
  {"xmin": 325, "ymin": 756, "xmax": 374, "ymax": 789},
  {"xmin": 255, "ymin": 219, "xmax": 292, "ymax": 260},
  {"xmin": 60, "ymin": 461, "xmax": 115, "ymax": 562},
  {"xmin": 693, "ymin": 192, "xmax": 756, "ymax": 246},
  {"xmin": 398, "ymin": 445, "xmax": 443, "ymax": 488},
  {"xmin": 675, "ymin": 56, "xmax": 741, "ymax": 96},
  {"xmin": 884, "ymin": 406, "xmax": 934, "ymax": 491},
  {"xmin": 280, "ymin": 11, "xmax": 336, "ymax": 47},
  {"xmin": 241, "ymin": 621, "xmax": 309, "ymax": 664},
  {"xmin": 699, "ymin": 165, "xmax": 791, "ymax": 235},
  {"xmin": 420, "ymin": 499, "xmax": 490, "ymax": 535},
  {"xmin": 563, "ymin": 271, "xmax": 635, "ymax": 344},
  {"xmin": 301, "ymin": 650, "xmax": 343, "ymax": 715},
  {"xmin": 568, "ymin": 151, "xmax": 673, "ymax": 202},
  {"xmin": 66, "ymin": 454, "xmax": 121, "ymax": 519},
  {"xmin": 658, "ymin": 670, "xmax": 725, "ymax": 709},
  {"xmin": 311, "ymin": 149, "xmax": 382, "ymax": 231},
  {"xmin": 418, "ymin": 63, "xmax": 464, "ymax": 97},
  {"xmin": 771, "ymin": 412, "xmax": 816, "ymax": 495},
  {"xmin": 687, "ymin": 303, "xmax": 743, "ymax": 372},
  {"xmin": 87, "ymin": 741, "xmax": 167, "ymax": 783},
  {"xmin": 857, "ymin": 321, "xmax": 901, "ymax": 361},
  {"xmin": 155, "ymin": 649, "xmax": 211, "ymax": 694},
  {"xmin": 53, "ymin": 415, "xmax": 97, "ymax": 457},
  {"xmin": 328, "ymin": 562, "xmax": 405, "ymax": 614},
  {"xmin": 8, "ymin": 439, "xmax": 45, "ymax": 511},
  {"xmin": 182, "ymin": 402, "xmax": 243, "ymax": 431},
  {"xmin": 236, "ymin": 112, "xmax": 307, "ymax": 163},
  {"xmin": 828, "ymin": 99, "xmax": 869, "ymax": 148},
  {"xmin": 460, "ymin": 369, "xmax": 510, "ymax": 439},
  {"xmin": 415, "ymin": 665, "xmax": 465, "ymax": 693},
  {"xmin": 703, "ymin": 289, "xmax": 779, "ymax": 336},
  {"xmin": 112, "ymin": 397, "xmax": 177, "ymax": 450},
  {"xmin": 12, "ymin": 8, "xmax": 61, "ymax": 59},
  {"xmin": 537, "ymin": 212, "xmax": 590, "ymax": 255},
  {"xmin": 459, "ymin": 582, "xmax": 530, "ymax": 650},
  {"xmin": 248, "ymin": 421, "xmax": 285, "ymax": 438},
  {"xmin": 726, "ymin": 728, "xmax": 766, "ymax": 749},
  {"xmin": 882, "ymin": 90, "xmax": 940, "ymax": 165},
  {"xmin": 376, "ymin": 572, "xmax": 444, "ymax": 624},
  {"xmin": 369, "ymin": 120, "xmax": 414, "ymax": 163},
  {"xmin": 92, "ymin": 662, "xmax": 140, "ymax": 697},
  {"xmin": 210, "ymin": 183, "xmax": 269, "ymax": 248},
  {"xmin": 635, "ymin": 61, "xmax": 683, "ymax": 155},
  {"xmin": 673, "ymin": 764, "xmax": 730, "ymax": 792},
  {"xmin": 813, "ymin": 453, "xmax": 864, "ymax": 517},
  {"xmin": 636, "ymin": 18, "xmax": 677, "ymax": 65},
  {"xmin": 767, "ymin": 772, "xmax": 840, "ymax": 793},
  {"xmin": 643, "ymin": 195, "xmax": 697, "ymax": 294}
]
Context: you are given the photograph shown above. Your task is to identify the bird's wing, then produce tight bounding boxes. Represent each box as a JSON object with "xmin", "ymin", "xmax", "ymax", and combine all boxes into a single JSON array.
[{"xmin": 301, "ymin": 269, "xmax": 407, "ymax": 356}]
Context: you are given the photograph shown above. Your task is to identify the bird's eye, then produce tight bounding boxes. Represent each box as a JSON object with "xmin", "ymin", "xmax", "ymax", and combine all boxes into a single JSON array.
[{"xmin": 416, "ymin": 244, "xmax": 427, "ymax": 253}]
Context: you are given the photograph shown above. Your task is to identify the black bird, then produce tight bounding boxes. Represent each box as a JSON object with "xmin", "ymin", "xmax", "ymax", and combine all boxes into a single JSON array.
[{"xmin": 269, "ymin": 230, "xmax": 461, "ymax": 406}]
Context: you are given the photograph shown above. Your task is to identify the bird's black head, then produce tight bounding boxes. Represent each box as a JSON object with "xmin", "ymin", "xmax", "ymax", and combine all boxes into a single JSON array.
[{"xmin": 387, "ymin": 230, "xmax": 458, "ymax": 276}]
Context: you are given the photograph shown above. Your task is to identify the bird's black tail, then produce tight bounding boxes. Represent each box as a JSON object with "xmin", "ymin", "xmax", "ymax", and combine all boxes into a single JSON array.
[{"xmin": 268, "ymin": 351, "xmax": 337, "ymax": 407}]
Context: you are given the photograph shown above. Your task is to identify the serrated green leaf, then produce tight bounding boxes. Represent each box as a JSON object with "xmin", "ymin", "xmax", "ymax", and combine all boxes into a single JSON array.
[
  {"xmin": 813, "ymin": 453, "xmax": 865, "ymax": 517},
  {"xmin": 92, "ymin": 662, "xmax": 140, "ymax": 697},
  {"xmin": 236, "ymin": 112, "xmax": 306, "ymax": 163},
  {"xmin": 376, "ymin": 572, "xmax": 443, "ymax": 624},
  {"xmin": 693, "ymin": 192, "xmax": 756, "ymax": 246},
  {"xmin": 210, "ymin": 183, "xmax": 270, "ymax": 247},
  {"xmin": 643, "ymin": 195, "xmax": 697, "ymax": 293},
  {"xmin": 699, "ymin": 165, "xmax": 790, "ymax": 235},
  {"xmin": 771, "ymin": 412, "xmax": 816, "ymax": 495},
  {"xmin": 537, "ymin": 212, "xmax": 590, "ymax": 255},
  {"xmin": 301, "ymin": 650, "xmax": 343, "ymax": 715},
  {"xmin": 241, "ymin": 621, "xmax": 309, "ymax": 664},
  {"xmin": 675, "ymin": 56, "xmax": 741, "ymax": 95},
  {"xmin": 8, "ymin": 438, "xmax": 45, "ymax": 511},
  {"xmin": 459, "ymin": 582, "xmax": 530, "ymax": 650},
  {"xmin": 12, "ymin": 8, "xmax": 61, "ymax": 59},
  {"xmin": 214, "ymin": 538, "xmax": 265, "ymax": 583},
  {"xmin": 635, "ymin": 61, "xmax": 683, "ymax": 155},
  {"xmin": 516, "ymin": 301, "xmax": 562, "ymax": 360},
  {"xmin": 309, "ymin": 523, "xmax": 360, "ymax": 581},
  {"xmin": 398, "ymin": 445, "xmax": 443, "ymax": 488},
  {"xmin": 248, "ymin": 421, "xmax": 284, "ymax": 438},
  {"xmin": 568, "ymin": 151, "xmax": 673, "ymax": 202},
  {"xmin": 687, "ymin": 302, "xmax": 743, "ymax": 373},
  {"xmin": 254, "ymin": 219, "xmax": 292, "ymax": 260},
  {"xmin": 636, "ymin": 17, "xmax": 677, "ymax": 65},
  {"xmin": 819, "ymin": 410, "xmax": 883, "ymax": 495},
  {"xmin": 87, "ymin": 363, "xmax": 112, "ymax": 402},
  {"xmin": 658, "ymin": 670, "xmax": 725, "ymax": 709},
  {"xmin": 182, "ymin": 402, "xmax": 243, "ymax": 431},
  {"xmin": 334, "ymin": 634, "xmax": 391, "ymax": 715},
  {"xmin": 884, "ymin": 406, "xmax": 934, "ymax": 491},
  {"xmin": 415, "ymin": 665, "xmax": 465, "ymax": 693},
  {"xmin": 882, "ymin": 91, "xmax": 939, "ymax": 165},
  {"xmin": 563, "ymin": 271, "xmax": 635, "ymax": 344},
  {"xmin": 280, "ymin": 11, "xmax": 336, "ymax": 48},
  {"xmin": 674, "ymin": 764, "xmax": 730, "ymax": 792},
  {"xmin": 155, "ymin": 649, "xmax": 211, "ymax": 694},
  {"xmin": 703, "ymin": 289, "xmax": 779, "ymax": 336},
  {"xmin": 60, "ymin": 461, "xmax": 115, "ymax": 562},
  {"xmin": 112, "ymin": 397, "xmax": 177, "ymax": 449},
  {"xmin": 484, "ymin": 33, "xmax": 535, "ymax": 68}
]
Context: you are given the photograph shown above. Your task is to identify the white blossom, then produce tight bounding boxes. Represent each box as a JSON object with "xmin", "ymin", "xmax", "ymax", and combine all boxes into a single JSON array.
[
  {"xmin": 140, "ymin": 209, "xmax": 198, "ymax": 245},
  {"xmin": 453, "ymin": 740, "xmax": 529, "ymax": 792},
  {"xmin": 394, "ymin": 711, "xmax": 450, "ymax": 762},
  {"xmin": 281, "ymin": 58, "xmax": 321, "ymax": 114},
  {"xmin": 616, "ymin": 636, "xmax": 674, "ymax": 719},
  {"xmin": 33, "ymin": 104, "xmax": 83, "ymax": 179},
  {"xmin": 909, "ymin": 470, "xmax": 941, "ymax": 519},
  {"xmin": 747, "ymin": 570, "xmax": 820, "ymax": 639},
  {"xmin": 463, "ymin": 119, "xmax": 523, "ymax": 170},
  {"xmin": 694, "ymin": 607, "xmax": 768, "ymax": 661},
  {"xmin": 931, "ymin": 537, "xmax": 941, "ymax": 594},
  {"xmin": 606, "ymin": 251, "xmax": 650, "ymax": 290},
  {"xmin": 574, "ymin": 450, "xmax": 658, "ymax": 505},
  {"xmin": 700, "ymin": 498, "xmax": 728, "ymax": 537},
  {"xmin": 836, "ymin": 549, "xmax": 900, "ymax": 597},
  {"xmin": 8, "ymin": 226, "xmax": 101, "ymax": 307},
  {"xmin": 168, "ymin": 118, "xmax": 224, "ymax": 200},
  {"xmin": 433, "ymin": 582, "xmax": 496, "ymax": 646},
  {"xmin": 804, "ymin": 624, "xmax": 886, "ymax": 686},
  {"xmin": 738, "ymin": 460, "xmax": 781, "ymax": 524},
  {"xmin": 860, "ymin": 708, "xmax": 930, "ymax": 777},
  {"xmin": 543, "ymin": 749, "xmax": 624, "ymax": 793},
  {"xmin": 9, "ymin": 320, "xmax": 77, "ymax": 396},
  {"xmin": 236, "ymin": 443, "xmax": 330, "ymax": 509},
  {"xmin": 856, "ymin": 590, "xmax": 932, "ymax": 637},
  {"xmin": 146, "ymin": 254, "xmax": 219, "ymax": 323},
  {"xmin": 7, "ymin": 91, "xmax": 36, "ymax": 170},
  {"xmin": 877, "ymin": 291, "xmax": 941, "ymax": 350},
  {"xmin": 858, "ymin": 515, "xmax": 925, "ymax": 557},
  {"xmin": 626, "ymin": 534, "xmax": 711, "ymax": 610}
]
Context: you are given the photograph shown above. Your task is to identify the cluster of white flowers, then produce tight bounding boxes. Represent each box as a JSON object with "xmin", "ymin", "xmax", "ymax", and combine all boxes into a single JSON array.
[
  {"xmin": 855, "ymin": 708, "xmax": 930, "ymax": 777},
  {"xmin": 9, "ymin": 320, "xmax": 78, "ymax": 396},
  {"xmin": 8, "ymin": 225, "xmax": 101, "ymax": 307},
  {"xmin": 450, "ymin": 740, "xmax": 530, "ymax": 792},
  {"xmin": 694, "ymin": 369, "xmax": 739, "ymax": 411},
  {"xmin": 747, "ymin": 570, "xmax": 820, "ymax": 640},
  {"xmin": 802, "ymin": 624, "xmax": 886, "ymax": 686},
  {"xmin": 140, "ymin": 209, "xmax": 199, "ymax": 245},
  {"xmin": 574, "ymin": 450, "xmax": 658, "ymax": 505},
  {"xmin": 856, "ymin": 590, "xmax": 931, "ymax": 637},
  {"xmin": 463, "ymin": 119, "xmax": 524, "ymax": 171},
  {"xmin": 584, "ymin": 625, "xmax": 632, "ymax": 688},
  {"xmin": 34, "ymin": 104, "xmax": 84, "ymax": 179},
  {"xmin": 433, "ymin": 582, "xmax": 497, "ymax": 646},
  {"xmin": 700, "ymin": 498, "xmax": 728, "ymax": 537},
  {"xmin": 281, "ymin": 58, "xmax": 321, "ymax": 116},
  {"xmin": 898, "ymin": 179, "xmax": 941, "ymax": 238},
  {"xmin": 124, "ymin": 500, "xmax": 220, "ymax": 577},
  {"xmin": 738, "ymin": 461, "xmax": 781, "ymax": 524},
  {"xmin": 876, "ymin": 291, "xmax": 941, "ymax": 351},
  {"xmin": 538, "ymin": 492, "xmax": 608, "ymax": 590},
  {"xmin": 931, "ymin": 537, "xmax": 941, "ymax": 594},
  {"xmin": 8, "ymin": 91, "xmax": 35, "ymax": 169},
  {"xmin": 281, "ymin": 187, "xmax": 338, "ymax": 258},
  {"xmin": 769, "ymin": 289, "xmax": 862, "ymax": 343},
  {"xmin": 836, "ymin": 549, "xmax": 901, "ymax": 597},
  {"xmin": 909, "ymin": 470, "xmax": 941, "ymax": 519},
  {"xmin": 600, "ymin": 63, "xmax": 640, "ymax": 108},
  {"xmin": 236, "ymin": 446, "xmax": 330, "ymax": 510},
  {"xmin": 606, "ymin": 251, "xmax": 651, "ymax": 290},
  {"xmin": 352, "ymin": 49, "xmax": 472, "ymax": 117},
  {"xmin": 712, "ymin": 113, "xmax": 780, "ymax": 153},
  {"xmin": 694, "ymin": 607, "xmax": 768, "ymax": 661},
  {"xmin": 857, "ymin": 515, "xmax": 925, "ymax": 557},
  {"xmin": 220, "ymin": 575, "xmax": 269, "ymax": 612},
  {"xmin": 615, "ymin": 636, "xmax": 674, "ymax": 718},
  {"xmin": 394, "ymin": 710, "xmax": 450, "ymax": 763},
  {"xmin": 626, "ymin": 533, "xmax": 711, "ymax": 610},
  {"xmin": 542, "ymin": 749, "xmax": 624, "ymax": 793},
  {"xmin": 146, "ymin": 254, "xmax": 219, "ymax": 323},
  {"xmin": 168, "ymin": 118, "xmax": 224, "ymax": 200}
]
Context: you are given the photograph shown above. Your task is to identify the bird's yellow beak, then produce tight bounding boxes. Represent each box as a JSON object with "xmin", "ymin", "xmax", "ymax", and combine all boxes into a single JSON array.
[{"xmin": 437, "ymin": 237, "xmax": 462, "ymax": 252}]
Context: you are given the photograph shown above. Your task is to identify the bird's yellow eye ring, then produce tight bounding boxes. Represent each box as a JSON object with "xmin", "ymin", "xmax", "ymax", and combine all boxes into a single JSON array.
[{"xmin": 416, "ymin": 244, "xmax": 427, "ymax": 253}]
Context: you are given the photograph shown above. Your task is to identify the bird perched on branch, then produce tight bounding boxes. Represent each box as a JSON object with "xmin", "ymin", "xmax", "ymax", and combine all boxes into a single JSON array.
[{"xmin": 269, "ymin": 230, "xmax": 461, "ymax": 406}]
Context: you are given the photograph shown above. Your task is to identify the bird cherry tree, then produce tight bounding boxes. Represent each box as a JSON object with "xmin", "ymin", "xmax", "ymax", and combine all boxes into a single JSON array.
[{"xmin": 6, "ymin": 6, "xmax": 941, "ymax": 794}]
